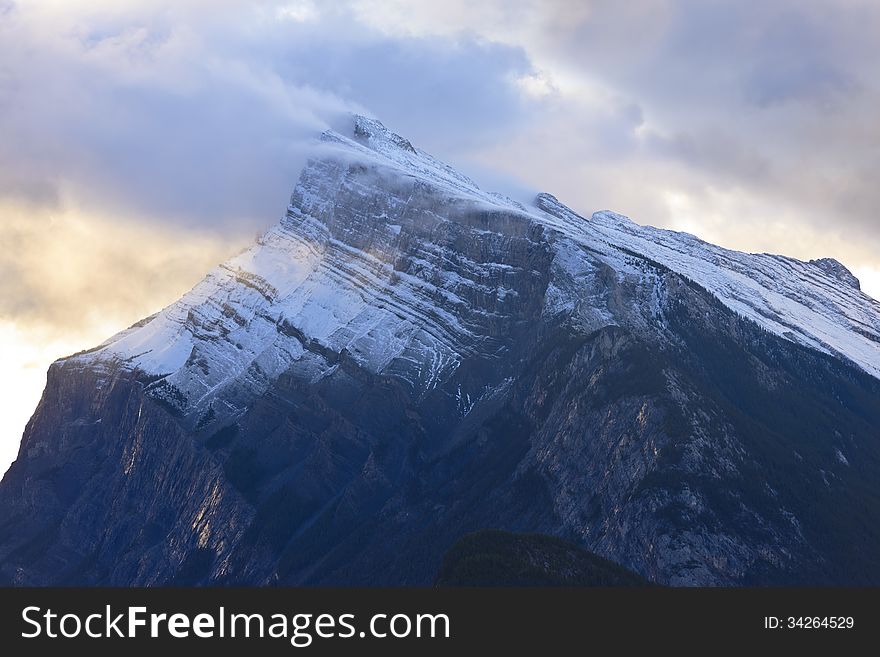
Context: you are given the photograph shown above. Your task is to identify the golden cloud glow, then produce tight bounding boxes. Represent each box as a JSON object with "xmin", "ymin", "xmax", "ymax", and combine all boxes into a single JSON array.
[{"xmin": 0, "ymin": 201, "xmax": 249, "ymax": 473}]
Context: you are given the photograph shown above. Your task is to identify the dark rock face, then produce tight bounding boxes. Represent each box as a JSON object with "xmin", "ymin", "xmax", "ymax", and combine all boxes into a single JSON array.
[
  {"xmin": 2, "ymin": 118, "xmax": 880, "ymax": 586},
  {"xmin": 434, "ymin": 530, "xmax": 649, "ymax": 586},
  {"xmin": 0, "ymin": 363, "xmax": 253, "ymax": 585}
]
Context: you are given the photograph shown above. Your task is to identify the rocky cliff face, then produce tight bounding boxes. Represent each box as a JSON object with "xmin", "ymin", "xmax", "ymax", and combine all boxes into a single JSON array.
[{"xmin": 2, "ymin": 116, "xmax": 879, "ymax": 585}]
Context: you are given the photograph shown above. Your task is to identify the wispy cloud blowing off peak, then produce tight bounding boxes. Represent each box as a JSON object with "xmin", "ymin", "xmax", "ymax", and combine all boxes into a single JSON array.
[{"xmin": 0, "ymin": 1, "xmax": 538, "ymax": 233}]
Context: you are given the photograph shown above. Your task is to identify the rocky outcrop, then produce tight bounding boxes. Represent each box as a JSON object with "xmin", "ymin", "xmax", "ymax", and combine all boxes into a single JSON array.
[{"xmin": 809, "ymin": 257, "xmax": 861, "ymax": 290}]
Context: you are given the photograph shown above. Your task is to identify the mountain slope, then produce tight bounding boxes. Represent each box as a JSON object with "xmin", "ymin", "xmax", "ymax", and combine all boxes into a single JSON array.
[
  {"xmin": 435, "ymin": 530, "xmax": 649, "ymax": 586},
  {"xmin": 1, "ymin": 116, "xmax": 879, "ymax": 586}
]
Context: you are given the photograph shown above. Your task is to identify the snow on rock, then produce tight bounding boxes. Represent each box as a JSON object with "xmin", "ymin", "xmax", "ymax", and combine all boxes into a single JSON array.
[
  {"xmin": 532, "ymin": 189, "xmax": 880, "ymax": 381},
  {"xmin": 65, "ymin": 115, "xmax": 880, "ymax": 428}
]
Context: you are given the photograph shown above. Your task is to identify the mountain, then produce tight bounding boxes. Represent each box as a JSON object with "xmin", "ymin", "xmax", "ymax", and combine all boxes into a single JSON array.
[
  {"xmin": 1, "ymin": 115, "xmax": 879, "ymax": 586},
  {"xmin": 435, "ymin": 530, "xmax": 649, "ymax": 586}
]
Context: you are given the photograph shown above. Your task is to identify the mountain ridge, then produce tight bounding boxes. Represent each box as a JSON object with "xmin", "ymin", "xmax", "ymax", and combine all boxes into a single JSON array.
[
  {"xmin": 60, "ymin": 114, "xmax": 880, "ymax": 414},
  {"xmin": 2, "ymin": 115, "xmax": 880, "ymax": 586}
]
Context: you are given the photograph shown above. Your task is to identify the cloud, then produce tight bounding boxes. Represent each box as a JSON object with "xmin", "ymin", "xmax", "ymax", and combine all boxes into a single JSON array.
[
  {"xmin": 6, "ymin": 0, "xmax": 875, "ymax": 267},
  {"xmin": 0, "ymin": 1, "xmax": 535, "ymax": 232},
  {"xmin": 0, "ymin": 2, "xmax": 346, "ymax": 231},
  {"xmin": 0, "ymin": 199, "xmax": 247, "ymax": 339},
  {"xmin": 2, "ymin": 0, "xmax": 879, "ymax": 319},
  {"xmin": 0, "ymin": 196, "xmax": 248, "ymax": 473},
  {"xmin": 354, "ymin": 0, "xmax": 880, "ymax": 294}
]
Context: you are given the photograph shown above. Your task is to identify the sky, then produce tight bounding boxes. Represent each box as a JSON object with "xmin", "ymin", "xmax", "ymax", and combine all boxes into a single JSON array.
[{"xmin": 2, "ymin": 0, "xmax": 880, "ymax": 473}]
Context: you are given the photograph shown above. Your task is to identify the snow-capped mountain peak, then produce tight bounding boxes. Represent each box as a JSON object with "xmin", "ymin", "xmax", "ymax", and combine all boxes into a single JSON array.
[
  {"xmin": 66, "ymin": 116, "xmax": 880, "ymax": 432},
  {"xmin": 9, "ymin": 115, "xmax": 880, "ymax": 588}
]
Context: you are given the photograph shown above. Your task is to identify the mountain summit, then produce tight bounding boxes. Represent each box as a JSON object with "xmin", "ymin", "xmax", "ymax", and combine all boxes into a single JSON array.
[{"xmin": 2, "ymin": 116, "xmax": 880, "ymax": 585}]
